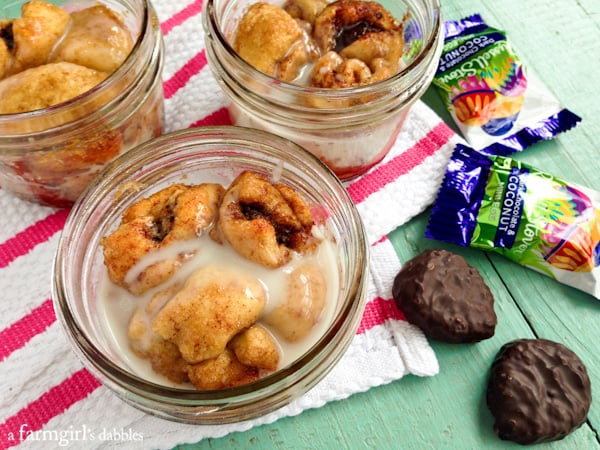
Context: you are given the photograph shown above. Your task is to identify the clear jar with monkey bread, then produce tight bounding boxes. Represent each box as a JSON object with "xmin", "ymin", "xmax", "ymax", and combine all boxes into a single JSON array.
[
  {"xmin": 203, "ymin": 0, "xmax": 443, "ymax": 180},
  {"xmin": 0, "ymin": 0, "xmax": 164, "ymax": 207},
  {"xmin": 53, "ymin": 126, "xmax": 368, "ymax": 423}
]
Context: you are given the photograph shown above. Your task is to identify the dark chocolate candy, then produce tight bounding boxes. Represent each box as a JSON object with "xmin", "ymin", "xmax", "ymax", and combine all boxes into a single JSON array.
[
  {"xmin": 486, "ymin": 338, "xmax": 592, "ymax": 445},
  {"xmin": 392, "ymin": 248, "xmax": 496, "ymax": 343}
]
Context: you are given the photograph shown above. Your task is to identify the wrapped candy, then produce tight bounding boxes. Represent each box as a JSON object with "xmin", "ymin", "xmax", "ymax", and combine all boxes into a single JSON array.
[
  {"xmin": 426, "ymin": 144, "xmax": 600, "ymax": 299},
  {"xmin": 433, "ymin": 14, "xmax": 581, "ymax": 155}
]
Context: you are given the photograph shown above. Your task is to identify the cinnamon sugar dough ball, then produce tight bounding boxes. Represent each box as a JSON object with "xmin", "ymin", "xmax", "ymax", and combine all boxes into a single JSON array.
[
  {"xmin": 151, "ymin": 266, "xmax": 267, "ymax": 363},
  {"xmin": 0, "ymin": 62, "xmax": 108, "ymax": 114},
  {"xmin": 233, "ymin": 2, "xmax": 317, "ymax": 82}
]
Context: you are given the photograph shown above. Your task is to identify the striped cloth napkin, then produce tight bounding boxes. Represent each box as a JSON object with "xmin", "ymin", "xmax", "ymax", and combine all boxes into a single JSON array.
[{"xmin": 0, "ymin": 0, "xmax": 463, "ymax": 448}]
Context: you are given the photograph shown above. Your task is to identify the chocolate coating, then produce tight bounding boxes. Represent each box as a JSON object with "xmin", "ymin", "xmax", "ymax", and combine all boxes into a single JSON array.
[
  {"xmin": 392, "ymin": 248, "xmax": 496, "ymax": 343},
  {"xmin": 486, "ymin": 339, "xmax": 592, "ymax": 445}
]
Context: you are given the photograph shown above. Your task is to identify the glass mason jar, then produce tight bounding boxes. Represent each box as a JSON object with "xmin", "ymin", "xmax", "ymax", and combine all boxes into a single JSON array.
[
  {"xmin": 0, "ymin": 0, "xmax": 165, "ymax": 207},
  {"xmin": 203, "ymin": 0, "xmax": 443, "ymax": 180},
  {"xmin": 52, "ymin": 126, "xmax": 369, "ymax": 424}
]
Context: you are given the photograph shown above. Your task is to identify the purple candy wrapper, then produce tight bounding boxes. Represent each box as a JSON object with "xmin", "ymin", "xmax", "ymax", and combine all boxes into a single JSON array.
[
  {"xmin": 426, "ymin": 144, "xmax": 600, "ymax": 299},
  {"xmin": 433, "ymin": 14, "xmax": 581, "ymax": 155}
]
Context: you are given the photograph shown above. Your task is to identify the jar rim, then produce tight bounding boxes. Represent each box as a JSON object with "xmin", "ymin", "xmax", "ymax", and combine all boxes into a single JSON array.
[
  {"xmin": 0, "ymin": 0, "xmax": 154, "ymax": 124},
  {"xmin": 52, "ymin": 126, "xmax": 369, "ymax": 418}
]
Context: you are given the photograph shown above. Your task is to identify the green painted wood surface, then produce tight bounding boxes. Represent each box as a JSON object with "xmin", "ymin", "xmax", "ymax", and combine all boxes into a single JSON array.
[{"xmin": 178, "ymin": 0, "xmax": 600, "ymax": 448}]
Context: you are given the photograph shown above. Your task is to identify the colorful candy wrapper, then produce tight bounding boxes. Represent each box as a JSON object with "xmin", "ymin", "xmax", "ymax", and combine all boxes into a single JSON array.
[
  {"xmin": 433, "ymin": 14, "xmax": 581, "ymax": 155},
  {"xmin": 426, "ymin": 144, "xmax": 600, "ymax": 299}
]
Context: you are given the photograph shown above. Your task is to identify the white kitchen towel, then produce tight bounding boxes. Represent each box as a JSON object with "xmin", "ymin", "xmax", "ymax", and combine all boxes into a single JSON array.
[{"xmin": 0, "ymin": 0, "xmax": 464, "ymax": 448}]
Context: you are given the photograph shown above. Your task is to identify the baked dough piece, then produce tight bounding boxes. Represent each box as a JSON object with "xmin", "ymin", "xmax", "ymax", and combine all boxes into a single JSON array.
[
  {"xmin": 0, "ymin": 62, "xmax": 108, "ymax": 114},
  {"xmin": 309, "ymin": 0, "xmax": 404, "ymax": 88},
  {"xmin": 151, "ymin": 266, "xmax": 266, "ymax": 363},
  {"xmin": 212, "ymin": 171, "xmax": 319, "ymax": 268},
  {"xmin": 50, "ymin": 5, "xmax": 134, "ymax": 73},
  {"xmin": 101, "ymin": 184, "xmax": 224, "ymax": 295},
  {"xmin": 7, "ymin": 0, "xmax": 70, "ymax": 76},
  {"xmin": 233, "ymin": 2, "xmax": 317, "ymax": 82}
]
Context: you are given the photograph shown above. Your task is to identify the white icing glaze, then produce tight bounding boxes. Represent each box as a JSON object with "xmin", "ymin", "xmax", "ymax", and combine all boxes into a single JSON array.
[{"xmin": 97, "ymin": 226, "xmax": 340, "ymax": 388}]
